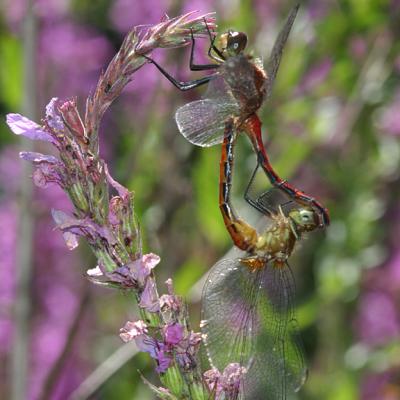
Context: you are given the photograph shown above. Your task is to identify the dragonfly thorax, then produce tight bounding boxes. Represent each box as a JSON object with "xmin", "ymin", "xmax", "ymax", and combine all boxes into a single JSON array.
[{"xmin": 251, "ymin": 212, "xmax": 296, "ymax": 263}]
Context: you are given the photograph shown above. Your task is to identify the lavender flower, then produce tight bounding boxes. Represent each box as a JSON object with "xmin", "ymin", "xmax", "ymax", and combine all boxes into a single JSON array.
[
  {"xmin": 7, "ymin": 13, "xmax": 217, "ymax": 399},
  {"xmin": 6, "ymin": 113, "xmax": 56, "ymax": 143}
]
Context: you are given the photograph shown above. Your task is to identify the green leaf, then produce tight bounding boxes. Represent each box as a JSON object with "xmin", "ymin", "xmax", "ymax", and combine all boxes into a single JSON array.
[{"xmin": 0, "ymin": 34, "xmax": 22, "ymax": 109}]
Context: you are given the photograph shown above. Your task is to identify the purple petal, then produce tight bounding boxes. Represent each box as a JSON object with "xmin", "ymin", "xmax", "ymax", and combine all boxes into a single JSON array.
[
  {"xmin": 143, "ymin": 253, "xmax": 161, "ymax": 270},
  {"xmin": 119, "ymin": 320, "xmax": 148, "ymax": 342},
  {"xmin": 159, "ymin": 294, "xmax": 180, "ymax": 312},
  {"xmin": 139, "ymin": 277, "xmax": 160, "ymax": 312},
  {"xmin": 105, "ymin": 165, "xmax": 130, "ymax": 200},
  {"xmin": 155, "ymin": 349, "xmax": 172, "ymax": 373},
  {"xmin": 45, "ymin": 98, "xmax": 64, "ymax": 131},
  {"xmin": 6, "ymin": 113, "xmax": 55, "ymax": 143},
  {"xmin": 51, "ymin": 210, "xmax": 79, "ymax": 250},
  {"xmin": 129, "ymin": 253, "xmax": 160, "ymax": 285},
  {"xmin": 187, "ymin": 331, "xmax": 202, "ymax": 347},
  {"xmin": 86, "ymin": 264, "xmax": 139, "ymax": 288},
  {"xmin": 134, "ymin": 335, "xmax": 160, "ymax": 359},
  {"xmin": 19, "ymin": 152, "xmax": 64, "ymax": 189},
  {"xmin": 204, "ymin": 368, "xmax": 222, "ymax": 395},
  {"xmin": 52, "ymin": 213, "xmax": 117, "ymax": 246},
  {"xmin": 86, "ymin": 266, "xmax": 103, "ymax": 277},
  {"xmin": 164, "ymin": 323, "xmax": 184, "ymax": 346},
  {"xmin": 220, "ymin": 363, "xmax": 247, "ymax": 395},
  {"xmin": 104, "ymin": 264, "xmax": 138, "ymax": 288},
  {"xmin": 31, "ymin": 165, "xmax": 62, "ymax": 189},
  {"xmin": 19, "ymin": 151, "xmax": 60, "ymax": 164}
]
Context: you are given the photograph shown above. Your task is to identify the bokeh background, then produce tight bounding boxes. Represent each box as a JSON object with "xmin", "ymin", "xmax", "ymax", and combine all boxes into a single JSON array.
[{"xmin": 1, "ymin": 0, "xmax": 400, "ymax": 399}]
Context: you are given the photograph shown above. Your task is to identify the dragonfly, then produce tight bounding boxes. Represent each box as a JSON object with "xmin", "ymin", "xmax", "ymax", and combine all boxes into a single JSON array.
[
  {"xmin": 144, "ymin": 4, "xmax": 329, "ymax": 227},
  {"xmin": 200, "ymin": 120, "xmax": 320, "ymax": 399}
]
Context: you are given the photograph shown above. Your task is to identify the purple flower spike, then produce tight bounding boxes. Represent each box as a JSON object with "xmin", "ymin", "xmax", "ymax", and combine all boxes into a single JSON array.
[{"xmin": 6, "ymin": 113, "xmax": 56, "ymax": 143}]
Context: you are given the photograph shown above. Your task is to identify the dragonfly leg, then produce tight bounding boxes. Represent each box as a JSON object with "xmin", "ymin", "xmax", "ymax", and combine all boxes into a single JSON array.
[
  {"xmin": 189, "ymin": 29, "xmax": 221, "ymax": 71},
  {"xmin": 143, "ymin": 55, "xmax": 214, "ymax": 91},
  {"xmin": 243, "ymin": 114, "xmax": 330, "ymax": 227},
  {"xmin": 220, "ymin": 120, "xmax": 259, "ymax": 252},
  {"xmin": 243, "ymin": 162, "xmax": 275, "ymax": 217},
  {"xmin": 257, "ymin": 151, "xmax": 330, "ymax": 227}
]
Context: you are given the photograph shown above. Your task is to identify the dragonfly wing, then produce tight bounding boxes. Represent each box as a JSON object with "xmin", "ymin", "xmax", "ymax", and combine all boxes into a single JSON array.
[
  {"xmin": 243, "ymin": 262, "xmax": 307, "ymax": 400},
  {"xmin": 201, "ymin": 259, "xmax": 261, "ymax": 371},
  {"xmin": 175, "ymin": 98, "xmax": 238, "ymax": 147},
  {"xmin": 265, "ymin": 4, "xmax": 299, "ymax": 99},
  {"xmin": 175, "ymin": 74, "xmax": 240, "ymax": 147}
]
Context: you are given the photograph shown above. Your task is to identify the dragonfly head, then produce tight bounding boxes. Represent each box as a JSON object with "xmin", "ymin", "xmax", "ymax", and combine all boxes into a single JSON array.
[
  {"xmin": 219, "ymin": 31, "xmax": 248, "ymax": 57},
  {"xmin": 288, "ymin": 207, "xmax": 319, "ymax": 233}
]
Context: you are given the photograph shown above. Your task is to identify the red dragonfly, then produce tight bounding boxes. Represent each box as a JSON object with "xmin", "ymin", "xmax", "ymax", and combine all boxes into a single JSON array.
[
  {"xmin": 200, "ymin": 119, "xmax": 320, "ymax": 399},
  {"xmin": 144, "ymin": 4, "xmax": 329, "ymax": 226}
]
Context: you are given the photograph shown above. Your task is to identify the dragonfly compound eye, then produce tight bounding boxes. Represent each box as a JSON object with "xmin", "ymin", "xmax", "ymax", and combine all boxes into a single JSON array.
[
  {"xmin": 226, "ymin": 31, "xmax": 248, "ymax": 55},
  {"xmin": 289, "ymin": 207, "xmax": 319, "ymax": 231}
]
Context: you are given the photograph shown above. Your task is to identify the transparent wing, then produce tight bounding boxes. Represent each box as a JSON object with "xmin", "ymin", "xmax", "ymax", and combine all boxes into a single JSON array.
[
  {"xmin": 201, "ymin": 259, "xmax": 258, "ymax": 370},
  {"xmin": 265, "ymin": 4, "xmax": 299, "ymax": 99},
  {"xmin": 174, "ymin": 75, "xmax": 240, "ymax": 147},
  {"xmin": 201, "ymin": 258, "xmax": 307, "ymax": 400},
  {"xmin": 244, "ymin": 261, "xmax": 307, "ymax": 400}
]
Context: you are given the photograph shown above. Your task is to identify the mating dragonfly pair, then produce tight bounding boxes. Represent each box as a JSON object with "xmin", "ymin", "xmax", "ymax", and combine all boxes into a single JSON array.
[{"xmin": 146, "ymin": 4, "xmax": 328, "ymax": 399}]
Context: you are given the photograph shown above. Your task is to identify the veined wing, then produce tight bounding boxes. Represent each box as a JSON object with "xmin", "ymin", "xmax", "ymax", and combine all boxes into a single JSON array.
[
  {"xmin": 201, "ymin": 258, "xmax": 307, "ymax": 400},
  {"xmin": 175, "ymin": 75, "xmax": 240, "ymax": 147},
  {"xmin": 201, "ymin": 259, "xmax": 259, "ymax": 371},
  {"xmin": 243, "ymin": 261, "xmax": 307, "ymax": 400},
  {"xmin": 265, "ymin": 4, "xmax": 299, "ymax": 100}
]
